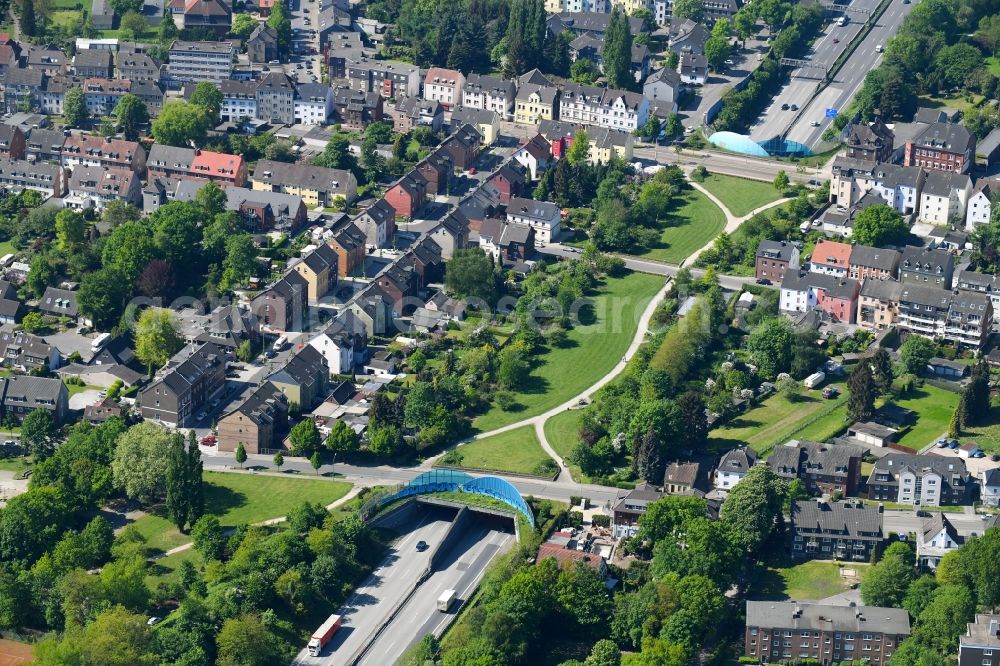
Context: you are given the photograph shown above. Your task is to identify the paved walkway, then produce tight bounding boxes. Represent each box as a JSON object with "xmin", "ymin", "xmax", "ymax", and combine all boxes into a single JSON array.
[
  {"xmin": 159, "ymin": 484, "xmax": 366, "ymax": 557},
  {"xmin": 427, "ymin": 279, "xmax": 672, "ymax": 483},
  {"xmin": 684, "ymin": 180, "xmax": 793, "ymax": 265}
]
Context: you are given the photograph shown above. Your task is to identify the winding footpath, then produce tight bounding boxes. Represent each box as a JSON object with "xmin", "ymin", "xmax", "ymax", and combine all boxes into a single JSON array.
[{"xmin": 433, "ymin": 176, "xmax": 792, "ymax": 484}]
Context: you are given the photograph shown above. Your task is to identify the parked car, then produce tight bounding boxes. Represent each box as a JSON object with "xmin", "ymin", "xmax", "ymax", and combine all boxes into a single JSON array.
[
  {"xmin": 916, "ymin": 510, "xmax": 931, "ymax": 518},
  {"xmin": 936, "ymin": 437, "xmax": 949, "ymax": 448},
  {"xmin": 200, "ymin": 435, "xmax": 216, "ymax": 445},
  {"xmin": 821, "ymin": 387, "xmax": 839, "ymax": 399},
  {"xmin": 756, "ymin": 278, "xmax": 772, "ymax": 285},
  {"xmin": 948, "ymin": 440, "xmax": 960, "ymax": 449}
]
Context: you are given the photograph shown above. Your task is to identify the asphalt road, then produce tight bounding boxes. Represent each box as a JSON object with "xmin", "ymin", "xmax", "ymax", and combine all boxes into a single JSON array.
[
  {"xmin": 680, "ymin": 37, "xmax": 770, "ymax": 129},
  {"xmin": 786, "ymin": 0, "xmax": 916, "ymax": 147},
  {"xmin": 359, "ymin": 520, "xmax": 516, "ymax": 666},
  {"xmin": 630, "ymin": 145, "xmax": 829, "ymax": 183},
  {"xmin": 288, "ymin": 0, "xmax": 322, "ymax": 84},
  {"xmin": 291, "ymin": 507, "xmax": 456, "ymax": 666},
  {"xmin": 750, "ymin": 7, "xmax": 874, "ymax": 143}
]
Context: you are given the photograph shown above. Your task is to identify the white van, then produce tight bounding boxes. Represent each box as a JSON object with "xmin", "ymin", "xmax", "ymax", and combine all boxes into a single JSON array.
[{"xmin": 272, "ymin": 335, "xmax": 288, "ymax": 352}]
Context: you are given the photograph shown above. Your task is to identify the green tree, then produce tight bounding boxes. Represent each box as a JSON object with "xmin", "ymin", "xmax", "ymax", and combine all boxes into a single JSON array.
[
  {"xmin": 445, "ymin": 248, "xmax": 499, "ymax": 304},
  {"xmin": 151, "ymin": 101, "xmax": 211, "ymax": 147},
  {"xmin": 566, "ymin": 130, "xmax": 591, "ymax": 165},
  {"xmin": 55, "ymin": 209, "xmax": 88, "ymax": 253},
  {"xmin": 602, "ymin": 8, "xmax": 634, "ymax": 89},
  {"xmin": 63, "ymin": 86, "xmax": 87, "ymax": 128},
  {"xmin": 135, "ymin": 307, "xmax": 183, "ymax": 373},
  {"xmin": 900, "ymin": 335, "xmax": 935, "ymax": 374},
  {"xmin": 847, "ymin": 361, "xmax": 876, "ymax": 422},
  {"xmin": 21, "ymin": 408, "xmax": 57, "ymax": 458},
  {"xmin": 637, "ymin": 496, "xmax": 707, "ymax": 543},
  {"xmin": 108, "ymin": 0, "xmax": 142, "ymax": 13},
  {"xmin": 232, "ymin": 12, "xmax": 258, "ymax": 37},
  {"xmin": 773, "ymin": 170, "xmax": 790, "ymax": 192},
  {"xmin": 498, "ymin": 345, "xmax": 531, "ymax": 389},
  {"xmin": 235, "ymin": 442, "xmax": 247, "ymax": 469},
  {"xmin": 719, "ymin": 464, "xmax": 785, "ymax": 554},
  {"xmin": 912, "ymin": 584, "xmax": 975, "ymax": 654},
  {"xmin": 853, "ymin": 203, "xmax": 909, "ymax": 247},
  {"xmin": 19, "ymin": 0, "xmax": 36, "ymax": 37},
  {"xmin": 165, "ymin": 434, "xmax": 193, "ymax": 531},
  {"xmin": 273, "ymin": 450, "xmax": 284, "ymax": 470},
  {"xmin": 747, "ymin": 317, "xmax": 794, "ymax": 379},
  {"xmin": 191, "ymin": 514, "xmax": 226, "ymax": 560},
  {"xmin": 112, "ymin": 94, "xmax": 149, "ymax": 141},
  {"xmin": 310, "ymin": 450, "xmax": 322, "ymax": 474},
  {"xmin": 290, "ymin": 418, "xmax": 322, "ymax": 456},
  {"xmin": 79, "ymin": 267, "xmax": 131, "ymax": 330},
  {"xmin": 119, "ymin": 10, "xmax": 147, "ymax": 41},
  {"xmin": 194, "ymin": 181, "xmax": 227, "ymax": 217},
  {"xmin": 862, "ymin": 542, "xmax": 915, "ymax": 607},
  {"xmin": 216, "ymin": 614, "xmax": 285, "ymax": 666},
  {"xmin": 871, "ymin": 347, "xmax": 894, "ymax": 394},
  {"xmin": 267, "ymin": 1, "xmax": 292, "ymax": 59},
  {"xmin": 367, "ymin": 425, "xmax": 400, "ymax": 458},
  {"xmin": 190, "ymin": 81, "xmax": 223, "ymax": 125},
  {"xmin": 112, "ymin": 423, "xmax": 173, "ymax": 502},
  {"xmin": 704, "ymin": 35, "xmax": 731, "ymax": 71},
  {"xmin": 326, "ymin": 420, "xmax": 360, "ymax": 455},
  {"xmin": 672, "ymin": 0, "xmax": 704, "ymax": 22}
]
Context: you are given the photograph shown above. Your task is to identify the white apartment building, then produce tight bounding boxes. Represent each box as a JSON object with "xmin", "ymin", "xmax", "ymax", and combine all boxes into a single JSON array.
[
  {"xmin": 168, "ymin": 41, "xmax": 235, "ymax": 83},
  {"xmin": 423, "ymin": 67, "xmax": 465, "ymax": 109},
  {"xmin": 918, "ymin": 170, "xmax": 971, "ymax": 225},
  {"xmin": 294, "ymin": 83, "xmax": 333, "ymax": 125},
  {"xmin": 506, "ymin": 196, "xmax": 560, "ymax": 246},
  {"xmin": 461, "ymin": 73, "xmax": 515, "ymax": 120},
  {"xmin": 966, "ymin": 180, "xmax": 995, "ymax": 229}
]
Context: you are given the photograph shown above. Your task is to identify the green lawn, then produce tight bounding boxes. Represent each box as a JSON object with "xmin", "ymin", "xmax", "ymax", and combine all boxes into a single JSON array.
[
  {"xmin": 147, "ymin": 548, "xmax": 202, "ymax": 590},
  {"xmin": 708, "ymin": 384, "xmax": 849, "ymax": 456},
  {"xmin": 66, "ymin": 383, "xmax": 101, "ymax": 397},
  {"xmin": 918, "ymin": 93, "xmax": 984, "ymax": 113},
  {"xmin": 775, "ymin": 561, "xmax": 869, "ymax": 600},
  {"xmin": 472, "ymin": 271, "xmax": 664, "ymax": 432},
  {"xmin": 438, "ymin": 426, "xmax": 554, "ymax": 477},
  {"xmin": 894, "ymin": 385, "xmax": 960, "ymax": 451},
  {"xmin": 544, "ymin": 409, "xmax": 586, "ymax": 482},
  {"xmin": 0, "ymin": 240, "xmax": 15, "ymax": 257},
  {"xmin": 0, "ymin": 456, "xmax": 30, "ymax": 475},
  {"xmin": 698, "ymin": 173, "xmax": 782, "ymax": 217},
  {"xmin": 989, "ymin": 56, "xmax": 1000, "ymax": 77},
  {"xmin": 130, "ymin": 472, "xmax": 352, "ymax": 554},
  {"xmin": 635, "ymin": 189, "xmax": 727, "ymax": 264}
]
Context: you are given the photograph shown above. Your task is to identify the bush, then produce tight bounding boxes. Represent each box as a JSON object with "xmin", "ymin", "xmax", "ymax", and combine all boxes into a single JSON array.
[
  {"xmin": 494, "ymin": 390, "xmax": 518, "ymax": 412},
  {"xmin": 440, "ymin": 450, "xmax": 464, "ymax": 466},
  {"xmin": 532, "ymin": 459, "xmax": 560, "ymax": 478},
  {"xmin": 592, "ymin": 514, "xmax": 610, "ymax": 528}
]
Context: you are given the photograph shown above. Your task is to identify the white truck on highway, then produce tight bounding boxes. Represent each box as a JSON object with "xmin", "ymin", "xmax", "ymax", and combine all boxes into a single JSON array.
[
  {"xmin": 837, "ymin": 15, "xmax": 848, "ymax": 26},
  {"xmin": 437, "ymin": 589, "xmax": 457, "ymax": 612},
  {"xmin": 308, "ymin": 614, "xmax": 342, "ymax": 656}
]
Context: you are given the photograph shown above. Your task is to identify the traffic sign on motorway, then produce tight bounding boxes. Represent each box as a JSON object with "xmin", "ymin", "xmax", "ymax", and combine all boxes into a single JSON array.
[{"xmin": 825, "ymin": 108, "xmax": 839, "ymax": 118}]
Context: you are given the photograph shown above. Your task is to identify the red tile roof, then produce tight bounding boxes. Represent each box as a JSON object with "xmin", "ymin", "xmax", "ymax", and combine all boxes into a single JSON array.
[
  {"xmin": 813, "ymin": 239, "xmax": 853, "ymax": 269},
  {"xmin": 191, "ymin": 149, "xmax": 244, "ymax": 178}
]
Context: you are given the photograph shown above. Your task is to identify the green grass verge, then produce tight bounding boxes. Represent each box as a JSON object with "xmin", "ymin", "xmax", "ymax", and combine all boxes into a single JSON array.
[
  {"xmin": 894, "ymin": 385, "xmax": 960, "ymax": 451},
  {"xmin": 146, "ymin": 548, "xmax": 202, "ymax": 589},
  {"xmin": 439, "ymin": 426, "xmax": 553, "ymax": 477},
  {"xmin": 698, "ymin": 173, "xmax": 782, "ymax": 217},
  {"xmin": 544, "ymin": 409, "xmax": 587, "ymax": 482},
  {"xmin": 130, "ymin": 472, "xmax": 352, "ymax": 554},
  {"xmin": 708, "ymin": 384, "xmax": 849, "ymax": 456},
  {"xmin": 472, "ymin": 271, "xmax": 664, "ymax": 432},
  {"xmin": 862, "ymin": 499, "xmax": 965, "ymax": 513},
  {"xmin": 634, "ymin": 188, "xmax": 727, "ymax": 264}
]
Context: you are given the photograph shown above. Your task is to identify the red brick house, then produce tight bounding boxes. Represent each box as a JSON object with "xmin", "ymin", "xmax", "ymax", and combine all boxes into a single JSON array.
[
  {"xmin": 328, "ymin": 221, "xmax": 366, "ymax": 277},
  {"xmin": 439, "ymin": 123, "xmax": 481, "ymax": 170},
  {"xmin": 415, "ymin": 149, "xmax": 454, "ymax": 196},
  {"xmin": 486, "ymin": 160, "xmax": 530, "ymax": 205},
  {"xmin": 375, "ymin": 263, "xmax": 420, "ymax": 315},
  {"xmin": 384, "ymin": 172, "xmax": 427, "ymax": 219}
]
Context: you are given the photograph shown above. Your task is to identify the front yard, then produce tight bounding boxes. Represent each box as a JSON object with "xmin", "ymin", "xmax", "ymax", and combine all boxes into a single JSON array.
[
  {"xmin": 472, "ymin": 271, "xmax": 664, "ymax": 432},
  {"xmin": 698, "ymin": 173, "xmax": 782, "ymax": 217},
  {"xmin": 893, "ymin": 384, "xmax": 960, "ymax": 451},
  {"xmin": 437, "ymin": 426, "xmax": 555, "ymax": 477},
  {"xmin": 129, "ymin": 472, "xmax": 353, "ymax": 554}
]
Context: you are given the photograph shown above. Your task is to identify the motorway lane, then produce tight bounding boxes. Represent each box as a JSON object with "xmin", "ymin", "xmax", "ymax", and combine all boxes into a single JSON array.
[
  {"xmin": 291, "ymin": 507, "xmax": 456, "ymax": 666},
  {"xmin": 787, "ymin": 0, "xmax": 915, "ymax": 147},
  {"xmin": 750, "ymin": 12, "xmax": 869, "ymax": 142},
  {"xmin": 359, "ymin": 522, "xmax": 516, "ymax": 666}
]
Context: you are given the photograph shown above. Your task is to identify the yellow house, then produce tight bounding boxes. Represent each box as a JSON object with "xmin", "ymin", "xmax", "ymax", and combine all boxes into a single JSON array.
[
  {"xmin": 291, "ymin": 243, "xmax": 339, "ymax": 302},
  {"xmin": 451, "ymin": 107, "xmax": 500, "ymax": 146},
  {"xmin": 611, "ymin": 0, "xmax": 650, "ymax": 13},
  {"xmin": 250, "ymin": 160, "xmax": 358, "ymax": 208},
  {"xmin": 514, "ymin": 84, "xmax": 559, "ymax": 125},
  {"xmin": 588, "ymin": 127, "xmax": 634, "ymax": 165}
]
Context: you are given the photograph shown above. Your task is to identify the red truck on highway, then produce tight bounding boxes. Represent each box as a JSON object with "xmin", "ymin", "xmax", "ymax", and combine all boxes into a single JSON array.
[{"xmin": 308, "ymin": 614, "xmax": 342, "ymax": 656}]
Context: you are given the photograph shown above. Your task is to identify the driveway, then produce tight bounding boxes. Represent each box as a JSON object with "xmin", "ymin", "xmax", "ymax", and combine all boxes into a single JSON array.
[
  {"xmin": 929, "ymin": 446, "xmax": 999, "ymax": 476},
  {"xmin": 69, "ymin": 388, "xmax": 102, "ymax": 411}
]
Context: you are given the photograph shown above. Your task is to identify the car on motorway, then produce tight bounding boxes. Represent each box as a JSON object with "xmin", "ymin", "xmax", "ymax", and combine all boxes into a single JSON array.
[
  {"xmin": 416, "ymin": 540, "xmax": 428, "ymax": 551},
  {"xmin": 832, "ymin": 37, "xmax": 839, "ymax": 43},
  {"xmin": 781, "ymin": 103, "xmax": 789, "ymax": 110},
  {"xmin": 810, "ymin": 120, "xmax": 820, "ymax": 126},
  {"xmin": 790, "ymin": 104, "xmax": 798, "ymax": 111}
]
